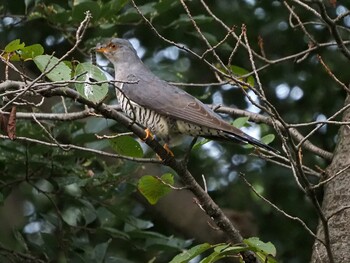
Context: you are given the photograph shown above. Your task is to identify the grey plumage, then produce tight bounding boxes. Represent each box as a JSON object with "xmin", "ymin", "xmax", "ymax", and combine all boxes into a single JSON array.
[{"xmin": 96, "ymin": 38, "xmax": 276, "ymax": 152}]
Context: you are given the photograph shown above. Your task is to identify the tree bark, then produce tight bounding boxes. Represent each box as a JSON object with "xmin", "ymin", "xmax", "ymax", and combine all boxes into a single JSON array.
[{"xmin": 311, "ymin": 94, "xmax": 350, "ymax": 262}]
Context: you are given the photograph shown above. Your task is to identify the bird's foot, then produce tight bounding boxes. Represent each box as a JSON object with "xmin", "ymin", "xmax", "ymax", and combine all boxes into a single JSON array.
[
  {"xmin": 156, "ymin": 144, "xmax": 174, "ymax": 160},
  {"xmin": 142, "ymin": 128, "xmax": 154, "ymax": 141},
  {"xmin": 141, "ymin": 129, "xmax": 174, "ymax": 159},
  {"xmin": 163, "ymin": 143, "xmax": 174, "ymax": 157}
]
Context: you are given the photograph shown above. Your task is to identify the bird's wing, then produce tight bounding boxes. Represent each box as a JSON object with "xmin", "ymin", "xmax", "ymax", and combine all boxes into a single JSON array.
[
  {"xmin": 122, "ymin": 74, "xmax": 243, "ymax": 134},
  {"xmin": 121, "ymin": 74, "xmax": 277, "ymax": 152}
]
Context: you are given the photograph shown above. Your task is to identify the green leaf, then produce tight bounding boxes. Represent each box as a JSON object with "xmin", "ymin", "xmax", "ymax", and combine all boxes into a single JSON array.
[
  {"xmin": 137, "ymin": 173, "xmax": 174, "ymax": 205},
  {"xmin": 64, "ymin": 183, "xmax": 82, "ymax": 197},
  {"xmin": 200, "ymin": 251, "xmax": 223, "ymax": 263},
  {"xmin": 34, "ymin": 55, "xmax": 71, "ymax": 81},
  {"xmin": 154, "ymin": 0, "xmax": 180, "ymax": 13},
  {"xmin": 10, "ymin": 44, "xmax": 44, "ymax": 61},
  {"xmin": 256, "ymin": 252, "xmax": 278, "ymax": 263},
  {"xmin": 92, "ymin": 239, "xmax": 111, "ymax": 263},
  {"xmin": 215, "ymin": 64, "xmax": 255, "ymax": 87},
  {"xmin": 4, "ymin": 39, "xmax": 25, "ymax": 53},
  {"xmin": 200, "ymin": 244, "xmax": 247, "ymax": 263},
  {"xmin": 213, "ymin": 244, "xmax": 247, "ymax": 254},
  {"xmin": 72, "ymin": 1, "xmax": 101, "ymax": 22},
  {"xmin": 144, "ymin": 235, "xmax": 188, "ymax": 250},
  {"xmin": 80, "ymin": 199, "xmax": 97, "ymax": 225},
  {"xmin": 160, "ymin": 173, "xmax": 174, "ymax": 184},
  {"xmin": 102, "ymin": 0, "xmax": 129, "ymax": 17},
  {"xmin": 62, "ymin": 206, "xmax": 81, "ymax": 226},
  {"xmin": 244, "ymin": 237, "xmax": 277, "ymax": 256},
  {"xmin": 232, "ymin": 117, "xmax": 250, "ymax": 129},
  {"xmin": 193, "ymin": 138, "xmax": 210, "ymax": 150},
  {"xmin": 45, "ymin": 4, "xmax": 72, "ymax": 24},
  {"xmin": 170, "ymin": 243, "xmax": 212, "ymax": 263},
  {"xmin": 127, "ymin": 230, "xmax": 165, "ymax": 239},
  {"xmin": 126, "ymin": 229, "xmax": 188, "ymax": 250},
  {"xmin": 229, "ymin": 65, "xmax": 255, "ymax": 87},
  {"xmin": 13, "ymin": 230, "xmax": 29, "ymax": 251},
  {"xmin": 109, "ymin": 135, "xmax": 143, "ymax": 158},
  {"xmin": 24, "ymin": 0, "xmax": 34, "ymax": 13},
  {"xmin": 116, "ymin": 3, "xmax": 156, "ymax": 23},
  {"xmin": 100, "ymin": 227, "xmax": 130, "ymax": 240},
  {"xmin": 124, "ymin": 217, "xmax": 154, "ymax": 232},
  {"xmin": 56, "ymin": 176, "xmax": 89, "ymax": 187},
  {"xmin": 261, "ymin": 134, "xmax": 275, "ymax": 145},
  {"xmin": 74, "ymin": 62, "xmax": 108, "ymax": 103},
  {"xmin": 167, "ymin": 14, "xmax": 213, "ymax": 28},
  {"xmin": 245, "ymin": 134, "xmax": 275, "ymax": 150},
  {"xmin": 110, "ymin": 0, "xmax": 130, "ymax": 12}
]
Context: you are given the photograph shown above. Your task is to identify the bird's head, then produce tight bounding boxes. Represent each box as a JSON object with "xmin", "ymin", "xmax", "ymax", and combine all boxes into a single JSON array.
[{"xmin": 95, "ymin": 38, "xmax": 137, "ymax": 63}]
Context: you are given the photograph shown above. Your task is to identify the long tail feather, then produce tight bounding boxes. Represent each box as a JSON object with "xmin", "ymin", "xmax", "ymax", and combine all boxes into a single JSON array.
[{"xmin": 222, "ymin": 132, "xmax": 279, "ymax": 153}]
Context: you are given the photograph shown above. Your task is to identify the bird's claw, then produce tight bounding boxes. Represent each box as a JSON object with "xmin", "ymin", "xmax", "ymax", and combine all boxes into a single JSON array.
[
  {"xmin": 163, "ymin": 144, "xmax": 174, "ymax": 157},
  {"xmin": 142, "ymin": 128, "xmax": 154, "ymax": 141},
  {"xmin": 156, "ymin": 143, "xmax": 174, "ymax": 160}
]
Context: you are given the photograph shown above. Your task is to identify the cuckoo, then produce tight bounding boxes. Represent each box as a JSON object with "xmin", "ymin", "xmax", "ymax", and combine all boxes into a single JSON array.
[{"xmin": 95, "ymin": 38, "xmax": 276, "ymax": 153}]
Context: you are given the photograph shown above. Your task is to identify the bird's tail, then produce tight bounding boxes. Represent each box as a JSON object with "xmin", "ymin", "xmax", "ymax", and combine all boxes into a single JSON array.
[{"xmin": 216, "ymin": 131, "xmax": 279, "ymax": 153}]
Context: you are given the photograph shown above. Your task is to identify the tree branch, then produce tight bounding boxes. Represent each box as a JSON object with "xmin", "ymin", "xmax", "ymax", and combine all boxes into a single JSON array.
[{"xmin": 39, "ymin": 86, "xmax": 258, "ymax": 262}]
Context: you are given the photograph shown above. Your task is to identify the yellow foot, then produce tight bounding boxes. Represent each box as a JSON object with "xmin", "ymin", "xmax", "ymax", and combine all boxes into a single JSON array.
[
  {"xmin": 142, "ymin": 128, "xmax": 154, "ymax": 141},
  {"xmin": 163, "ymin": 143, "xmax": 174, "ymax": 157},
  {"xmin": 156, "ymin": 144, "xmax": 174, "ymax": 160}
]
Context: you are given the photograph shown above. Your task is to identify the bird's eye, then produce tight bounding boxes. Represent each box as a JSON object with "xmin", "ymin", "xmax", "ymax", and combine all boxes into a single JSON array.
[{"xmin": 109, "ymin": 43, "xmax": 117, "ymax": 49}]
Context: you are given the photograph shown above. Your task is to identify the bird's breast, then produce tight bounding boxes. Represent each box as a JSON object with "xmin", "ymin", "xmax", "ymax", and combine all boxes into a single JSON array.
[{"xmin": 115, "ymin": 89, "xmax": 179, "ymax": 143}]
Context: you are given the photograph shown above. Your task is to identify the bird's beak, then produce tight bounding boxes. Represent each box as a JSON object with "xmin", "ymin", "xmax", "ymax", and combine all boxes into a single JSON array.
[
  {"xmin": 95, "ymin": 42, "xmax": 118, "ymax": 53},
  {"xmin": 95, "ymin": 44, "xmax": 108, "ymax": 53}
]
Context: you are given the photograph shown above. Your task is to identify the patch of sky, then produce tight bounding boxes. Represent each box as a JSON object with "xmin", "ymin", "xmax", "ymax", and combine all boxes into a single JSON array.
[
  {"xmin": 272, "ymin": 1, "xmax": 281, "ymax": 7},
  {"xmin": 244, "ymin": 0, "xmax": 256, "ymax": 6},
  {"xmin": 290, "ymin": 86, "xmax": 304, "ymax": 100},
  {"xmin": 202, "ymin": 141, "xmax": 222, "ymax": 159},
  {"xmin": 275, "ymin": 83, "xmax": 290, "ymax": 99},
  {"xmin": 336, "ymin": 5, "xmax": 348, "ymax": 16},
  {"xmin": 231, "ymin": 154, "xmax": 248, "ymax": 166},
  {"xmin": 245, "ymin": 90, "xmax": 261, "ymax": 113},
  {"xmin": 254, "ymin": 8, "xmax": 266, "ymax": 20},
  {"xmin": 212, "ymin": 90, "xmax": 223, "ymax": 105},
  {"xmin": 23, "ymin": 221, "xmax": 41, "ymax": 234},
  {"xmin": 338, "ymin": 5, "xmax": 350, "ymax": 27},
  {"xmin": 228, "ymin": 170, "xmax": 238, "ymax": 182},
  {"xmin": 153, "ymin": 46, "xmax": 180, "ymax": 63},
  {"xmin": 44, "ymin": 35, "xmax": 64, "ymax": 46},
  {"xmin": 275, "ymin": 83, "xmax": 303, "ymax": 101},
  {"xmin": 241, "ymin": 124, "xmax": 261, "ymax": 141},
  {"xmin": 315, "ymin": 113, "xmax": 327, "ymax": 133},
  {"xmin": 278, "ymin": 21, "xmax": 288, "ymax": 31},
  {"xmin": 221, "ymin": 83, "xmax": 236, "ymax": 91},
  {"xmin": 129, "ymin": 37, "xmax": 146, "ymax": 58},
  {"xmin": 23, "ymin": 200, "xmax": 35, "ymax": 217}
]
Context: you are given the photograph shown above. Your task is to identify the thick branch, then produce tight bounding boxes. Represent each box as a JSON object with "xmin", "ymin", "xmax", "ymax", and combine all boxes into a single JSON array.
[
  {"xmin": 311, "ymin": 95, "xmax": 350, "ymax": 262},
  {"xmin": 213, "ymin": 105, "xmax": 333, "ymax": 160}
]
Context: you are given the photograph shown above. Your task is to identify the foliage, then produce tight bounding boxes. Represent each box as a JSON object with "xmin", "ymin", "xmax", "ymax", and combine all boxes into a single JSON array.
[
  {"xmin": 170, "ymin": 238, "xmax": 276, "ymax": 263},
  {"xmin": 138, "ymin": 173, "xmax": 174, "ymax": 205},
  {"xmin": 1, "ymin": 0, "xmax": 348, "ymax": 263}
]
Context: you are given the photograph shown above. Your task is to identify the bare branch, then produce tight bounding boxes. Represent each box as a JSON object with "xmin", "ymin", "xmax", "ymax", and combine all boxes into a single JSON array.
[
  {"xmin": 0, "ymin": 134, "xmax": 161, "ymax": 164},
  {"xmin": 240, "ymin": 174, "xmax": 320, "ymax": 241}
]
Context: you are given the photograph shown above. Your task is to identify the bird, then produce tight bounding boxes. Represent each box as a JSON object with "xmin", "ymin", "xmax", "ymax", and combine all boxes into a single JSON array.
[{"xmin": 95, "ymin": 38, "xmax": 277, "ymax": 153}]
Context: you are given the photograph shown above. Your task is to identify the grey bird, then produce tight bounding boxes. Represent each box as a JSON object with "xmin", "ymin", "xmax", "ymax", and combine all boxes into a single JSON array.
[{"xmin": 96, "ymin": 38, "xmax": 276, "ymax": 153}]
